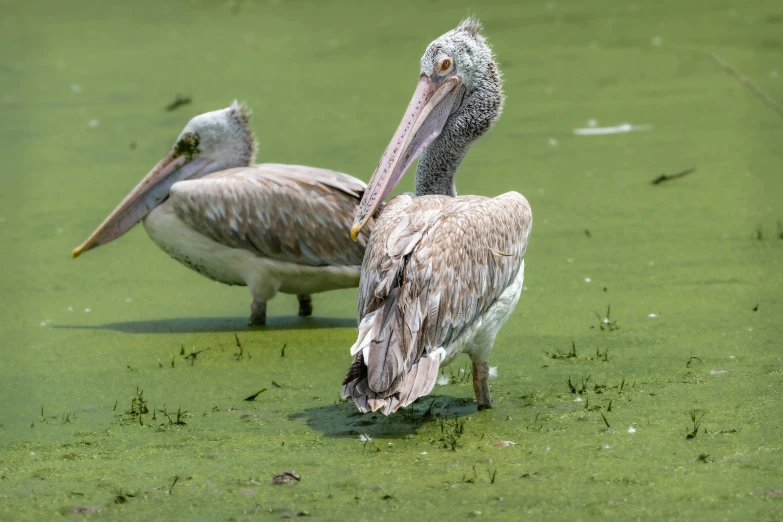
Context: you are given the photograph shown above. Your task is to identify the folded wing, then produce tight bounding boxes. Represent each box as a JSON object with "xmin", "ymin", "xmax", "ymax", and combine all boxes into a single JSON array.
[{"xmin": 168, "ymin": 164, "xmax": 374, "ymax": 267}]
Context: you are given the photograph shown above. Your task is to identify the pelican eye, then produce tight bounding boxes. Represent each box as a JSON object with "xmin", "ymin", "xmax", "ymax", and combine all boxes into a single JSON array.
[
  {"xmin": 173, "ymin": 132, "xmax": 201, "ymax": 160},
  {"xmin": 439, "ymin": 58, "xmax": 452, "ymax": 72}
]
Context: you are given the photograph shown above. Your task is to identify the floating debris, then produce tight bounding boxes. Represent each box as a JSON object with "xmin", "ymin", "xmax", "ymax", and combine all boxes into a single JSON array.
[
  {"xmin": 271, "ymin": 470, "xmax": 300, "ymax": 486},
  {"xmin": 488, "ymin": 366, "xmax": 498, "ymax": 378},
  {"xmin": 628, "ymin": 426, "xmax": 637, "ymax": 433},
  {"xmin": 279, "ymin": 510, "xmax": 309, "ymax": 519},
  {"xmin": 243, "ymin": 388, "xmax": 268, "ymax": 401},
  {"xmin": 648, "ymin": 313, "xmax": 657, "ymax": 318},
  {"xmin": 67, "ymin": 506, "xmax": 101, "ymax": 515},
  {"xmin": 88, "ymin": 119, "xmax": 99, "ymax": 128},
  {"xmin": 574, "ymin": 123, "xmax": 652, "ymax": 136},
  {"xmin": 710, "ymin": 369, "xmax": 732, "ymax": 375},
  {"xmin": 165, "ymin": 94, "xmax": 192, "ymax": 112},
  {"xmin": 492, "ymin": 441, "xmax": 516, "ymax": 447},
  {"xmin": 708, "ymin": 53, "xmax": 783, "ymax": 119},
  {"xmin": 651, "ymin": 167, "xmax": 695, "ymax": 185}
]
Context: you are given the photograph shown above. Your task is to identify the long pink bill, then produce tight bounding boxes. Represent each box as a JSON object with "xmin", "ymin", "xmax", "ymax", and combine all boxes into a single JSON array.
[
  {"xmin": 71, "ymin": 151, "xmax": 213, "ymax": 258},
  {"xmin": 350, "ymin": 74, "xmax": 463, "ymax": 241}
]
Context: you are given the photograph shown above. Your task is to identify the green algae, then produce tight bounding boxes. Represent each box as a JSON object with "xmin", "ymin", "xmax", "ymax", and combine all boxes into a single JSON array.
[{"xmin": 1, "ymin": 0, "xmax": 782, "ymax": 520}]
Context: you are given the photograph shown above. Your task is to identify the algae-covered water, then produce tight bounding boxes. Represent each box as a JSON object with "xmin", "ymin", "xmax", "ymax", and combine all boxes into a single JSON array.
[{"xmin": 1, "ymin": 0, "xmax": 782, "ymax": 520}]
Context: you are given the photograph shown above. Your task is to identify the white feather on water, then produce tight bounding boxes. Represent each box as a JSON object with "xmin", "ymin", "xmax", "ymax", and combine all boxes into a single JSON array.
[{"xmin": 574, "ymin": 123, "xmax": 652, "ymax": 136}]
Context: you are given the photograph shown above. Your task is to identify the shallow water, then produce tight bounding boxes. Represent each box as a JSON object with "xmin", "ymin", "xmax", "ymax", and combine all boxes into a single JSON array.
[{"xmin": 1, "ymin": 0, "xmax": 782, "ymax": 520}]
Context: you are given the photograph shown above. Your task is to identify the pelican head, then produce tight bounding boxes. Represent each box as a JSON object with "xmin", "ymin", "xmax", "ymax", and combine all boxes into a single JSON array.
[
  {"xmin": 351, "ymin": 18, "xmax": 503, "ymax": 240},
  {"xmin": 72, "ymin": 101, "xmax": 256, "ymax": 258}
]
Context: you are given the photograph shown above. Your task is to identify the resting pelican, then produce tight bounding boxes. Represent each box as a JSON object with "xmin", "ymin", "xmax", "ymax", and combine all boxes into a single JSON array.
[
  {"xmin": 342, "ymin": 19, "xmax": 532, "ymax": 414},
  {"xmin": 72, "ymin": 102, "xmax": 376, "ymax": 326}
]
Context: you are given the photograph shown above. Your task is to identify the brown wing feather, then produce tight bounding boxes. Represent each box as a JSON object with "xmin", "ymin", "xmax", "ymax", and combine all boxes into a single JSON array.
[
  {"xmin": 344, "ymin": 192, "xmax": 532, "ymax": 411},
  {"xmin": 168, "ymin": 164, "xmax": 375, "ymax": 267}
]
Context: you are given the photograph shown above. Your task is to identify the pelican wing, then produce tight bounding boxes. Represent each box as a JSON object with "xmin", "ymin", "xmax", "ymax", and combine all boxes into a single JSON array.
[
  {"xmin": 168, "ymin": 164, "xmax": 374, "ymax": 267},
  {"xmin": 344, "ymin": 191, "xmax": 532, "ymax": 413}
]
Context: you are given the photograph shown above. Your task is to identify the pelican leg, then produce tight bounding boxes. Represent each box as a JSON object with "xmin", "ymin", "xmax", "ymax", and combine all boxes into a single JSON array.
[
  {"xmin": 472, "ymin": 360, "xmax": 492, "ymax": 410},
  {"xmin": 297, "ymin": 294, "xmax": 313, "ymax": 317},
  {"xmin": 249, "ymin": 300, "xmax": 267, "ymax": 327}
]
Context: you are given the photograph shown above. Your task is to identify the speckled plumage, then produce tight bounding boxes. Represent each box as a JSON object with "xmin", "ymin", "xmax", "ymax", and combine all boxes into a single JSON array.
[
  {"xmin": 342, "ymin": 19, "xmax": 532, "ymax": 414},
  {"xmin": 170, "ymin": 164, "xmax": 372, "ymax": 268},
  {"xmin": 343, "ymin": 193, "xmax": 531, "ymax": 414},
  {"xmin": 75, "ymin": 102, "xmax": 377, "ymax": 325},
  {"xmin": 144, "ymin": 162, "xmax": 377, "ymax": 326},
  {"xmin": 145, "ymin": 110, "xmax": 379, "ymax": 324},
  {"xmin": 415, "ymin": 18, "xmax": 504, "ymax": 197}
]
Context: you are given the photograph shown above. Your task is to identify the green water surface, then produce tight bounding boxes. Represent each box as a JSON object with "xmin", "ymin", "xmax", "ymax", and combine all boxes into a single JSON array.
[{"xmin": 1, "ymin": 0, "xmax": 781, "ymax": 520}]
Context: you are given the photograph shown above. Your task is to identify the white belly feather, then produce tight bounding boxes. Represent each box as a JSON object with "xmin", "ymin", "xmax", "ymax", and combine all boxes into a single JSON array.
[
  {"xmin": 351, "ymin": 259, "xmax": 525, "ymax": 368},
  {"xmin": 143, "ymin": 202, "xmax": 361, "ymax": 302},
  {"xmin": 441, "ymin": 259, "xmax": 525, "ymax": 366}
]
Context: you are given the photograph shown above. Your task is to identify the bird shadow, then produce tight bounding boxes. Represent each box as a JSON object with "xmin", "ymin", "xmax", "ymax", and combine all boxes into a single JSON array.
[
  {"xmin": 52, "ymin": 315, "xmax": 356, "ymax": 334},
  {"xmin": 289, "ymin": 395, "xmax": 480, "ymax": 440}
]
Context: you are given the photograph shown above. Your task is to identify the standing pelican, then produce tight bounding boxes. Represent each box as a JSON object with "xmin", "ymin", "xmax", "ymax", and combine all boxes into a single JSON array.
[
  {"xmin": 72, "ymin": 102, "xmax": 376, "ymax": 326},
  {"xmin": 342, "ymin": 19, "xmax": 532, "ymax": 414}
]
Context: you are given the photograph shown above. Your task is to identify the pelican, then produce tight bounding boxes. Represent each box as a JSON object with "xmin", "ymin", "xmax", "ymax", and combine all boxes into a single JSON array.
[
  {"xmin": 342, "ymin": 19, "xmax": 533, "ymax": 414},
  {"xmin": 72, "ymin": 102, "xmax": 376, "ymax": 326}
]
